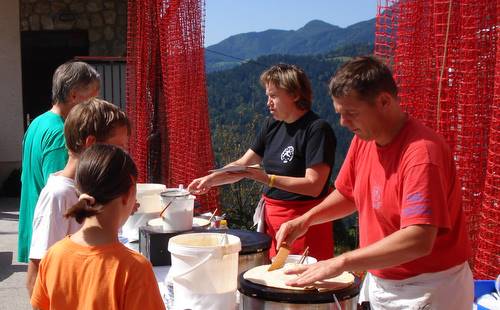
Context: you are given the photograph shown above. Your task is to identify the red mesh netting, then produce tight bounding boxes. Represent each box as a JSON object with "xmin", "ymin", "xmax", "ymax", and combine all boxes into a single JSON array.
[
  {"xmin": 126, "ymin": 0, "xmax": 218, "ymax": 213},
  {"xmin": 376, "ymin": 0, "xmax": 499, "ymax": 279}
]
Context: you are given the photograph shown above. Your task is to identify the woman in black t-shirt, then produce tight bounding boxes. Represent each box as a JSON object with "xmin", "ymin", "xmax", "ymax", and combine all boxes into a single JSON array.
[{"xmin": 188, "ymin": 64, "xmax": 336, "ymax": 260}]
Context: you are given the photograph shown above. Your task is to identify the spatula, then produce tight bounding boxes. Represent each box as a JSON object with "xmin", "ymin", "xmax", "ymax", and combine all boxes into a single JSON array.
[{"xmin": 268, "ymin": 242, "xmax": 290, "ymax": 271}]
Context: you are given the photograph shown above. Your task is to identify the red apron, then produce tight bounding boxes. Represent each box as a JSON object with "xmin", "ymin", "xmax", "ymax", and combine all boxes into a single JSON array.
[{"xmin": 263, "ymin": 195, "xmax": 334, "ymax": 261}]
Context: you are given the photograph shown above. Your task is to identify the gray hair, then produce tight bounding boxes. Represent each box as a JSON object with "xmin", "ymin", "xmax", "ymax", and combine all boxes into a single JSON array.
[{"xmin": 51, "ymin": 61, "xmax": 101, "ymax": 104}]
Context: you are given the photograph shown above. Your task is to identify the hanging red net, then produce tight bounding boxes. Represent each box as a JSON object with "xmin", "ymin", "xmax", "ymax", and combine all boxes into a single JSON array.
[
  {"xmin": 126, "ymin": 0, "xmax": 218, "ymax": 213},
  {"xmin": 376, "ymin": 0, "xmax": 499, "ymax": 279}
]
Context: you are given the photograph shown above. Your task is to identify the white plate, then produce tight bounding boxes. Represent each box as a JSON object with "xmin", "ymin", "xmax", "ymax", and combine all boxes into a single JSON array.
[{"xmin": 147, "ymin": 217, "xmax": 210, "ymax": 228}]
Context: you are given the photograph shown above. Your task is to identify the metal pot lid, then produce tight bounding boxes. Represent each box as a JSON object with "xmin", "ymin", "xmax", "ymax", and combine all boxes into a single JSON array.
[
  {"xmin": 238, "ymin": 272, "xmax": 361, "ymax": 304},
  {"xmin": 199, "ymin": 229, "xmax": 271, "ymax": 254},
  {"xmin": 160, "ymin": 188, "xmax": 190, "ymax": 198}
]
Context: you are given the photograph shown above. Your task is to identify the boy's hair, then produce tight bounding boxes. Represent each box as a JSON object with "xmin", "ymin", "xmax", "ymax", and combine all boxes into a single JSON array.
[
  {"xmin": 64, "ymin": 98, "xmax": 130, "ymax": 154},
  {"xmin": 52, "ymin": 61, "xmax": 101, "ymax": 104},
  {"xmin": 260, "ymin": 63, "xmax": 313, "ymax": 110},
  {"xmin": 329, "ymin": 56, "xmax": 398, "ymax": 103},
  {"xmin": 65, "ymin": 144, "xmax": 138, "ymax": 224}
]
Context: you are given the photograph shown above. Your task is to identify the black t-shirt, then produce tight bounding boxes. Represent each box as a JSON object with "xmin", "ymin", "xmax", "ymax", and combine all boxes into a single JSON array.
[{"xmin": 251, "ymin": 110, "xmax": 336, "ymax": 201}]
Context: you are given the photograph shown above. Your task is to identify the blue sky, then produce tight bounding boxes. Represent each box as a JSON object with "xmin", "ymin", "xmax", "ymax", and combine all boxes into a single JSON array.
[{"xmin": 204, "ymin": 0, "xmax": 377, "ymax": 46}]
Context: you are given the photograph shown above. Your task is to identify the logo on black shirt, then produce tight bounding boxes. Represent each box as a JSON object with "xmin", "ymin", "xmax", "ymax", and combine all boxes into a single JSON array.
[{"xmin": 280, "ymin": 146, "xmax": 294, "ymax": 163}]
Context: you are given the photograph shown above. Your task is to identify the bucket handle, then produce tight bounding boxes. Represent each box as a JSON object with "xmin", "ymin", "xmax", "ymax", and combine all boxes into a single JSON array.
[
  {"xmin": 171, "ymin": 244, "xmax": 234, "ymax": 280},
  {"xmin": 171, "ymin": 251, "xmax": 216, "ymax": 280}
]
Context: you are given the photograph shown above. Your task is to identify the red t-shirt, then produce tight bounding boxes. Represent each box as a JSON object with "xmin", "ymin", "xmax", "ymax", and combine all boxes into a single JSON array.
[{"xmin": 335, "ymin": 118, "xmax": 471, "ymax": 280}]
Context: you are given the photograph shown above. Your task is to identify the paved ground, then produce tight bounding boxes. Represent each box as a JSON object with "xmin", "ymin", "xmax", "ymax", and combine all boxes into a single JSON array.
[{"xmin": 0, "ymin": 197, "xmax": 30, "ymax": 310}]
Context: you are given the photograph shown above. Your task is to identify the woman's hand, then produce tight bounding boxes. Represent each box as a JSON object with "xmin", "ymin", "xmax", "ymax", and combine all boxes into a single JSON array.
[
  {"xmin": 187, "ymin": 175, "xmax": 214, "ymax": 195},
  {"xmin": 187, "ymin": 171, "xmax": 246, "ymax": 195}
]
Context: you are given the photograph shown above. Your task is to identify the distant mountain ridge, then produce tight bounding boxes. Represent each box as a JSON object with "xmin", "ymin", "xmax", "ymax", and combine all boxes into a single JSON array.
[{"xmin": 205, "ymin": 18, "xmax": 375, "ymax": 72}]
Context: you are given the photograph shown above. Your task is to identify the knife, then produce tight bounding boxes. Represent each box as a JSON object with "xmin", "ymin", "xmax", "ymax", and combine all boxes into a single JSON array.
[{"xmin": 268, "ymin": 243, "xmax": 290, "ymax": 271}]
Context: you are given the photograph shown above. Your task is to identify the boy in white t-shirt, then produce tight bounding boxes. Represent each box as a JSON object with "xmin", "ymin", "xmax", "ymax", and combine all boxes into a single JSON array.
[{"xmin": 26, "ymin": 98, "xmax": 131, "ymax": 296}]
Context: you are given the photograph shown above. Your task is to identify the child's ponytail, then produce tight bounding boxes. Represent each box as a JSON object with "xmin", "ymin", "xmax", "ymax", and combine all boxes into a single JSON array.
[{"xmin": 64, "ymin": 194, "xmax": 105, "ymax": 224}]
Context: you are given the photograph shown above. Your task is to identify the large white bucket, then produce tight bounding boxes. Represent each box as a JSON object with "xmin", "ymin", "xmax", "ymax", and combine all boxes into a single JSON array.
[
  {"xmin": 121, "ymin": 183, "xmax": 166, "ymax": 241},
  {"xmin": 168, "ymin": 233, "xmax": 241, "ymax": 310}
]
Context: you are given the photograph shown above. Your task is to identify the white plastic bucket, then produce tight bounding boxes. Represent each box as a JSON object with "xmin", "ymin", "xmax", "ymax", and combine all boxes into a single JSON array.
[
  {"xmin": 121, "ymin": 183, "xmax": 166, "ymax": 241},
  {"xmin": 168, "ymin": 233, "xmax": 241, "ymax": 310},
  {"xmin": 136, "ymin": 183, "xmax": 168, "ymax": 212},
  {"xmin": 160, "ymin": 188, "xmax": 195, "ymax": 231}
]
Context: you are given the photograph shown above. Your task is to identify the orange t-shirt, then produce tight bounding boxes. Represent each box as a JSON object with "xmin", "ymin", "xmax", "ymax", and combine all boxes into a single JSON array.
[
  {"xmin": 31, "ymin": 236, "xmax": 165, "ymax": 310},
  {"xmin": 335, "ymin": 118, "xmax": 471, "ymax": 280}
]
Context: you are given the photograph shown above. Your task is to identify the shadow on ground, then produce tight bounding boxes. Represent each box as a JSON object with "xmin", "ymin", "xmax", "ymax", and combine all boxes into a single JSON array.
[
  {"xmin": 0, "ymin": 252, "xmax": 27, "ymax": 282},
  {"xmin": 0, "ymin": 197, "xmax": 19, "ymax": 221}
]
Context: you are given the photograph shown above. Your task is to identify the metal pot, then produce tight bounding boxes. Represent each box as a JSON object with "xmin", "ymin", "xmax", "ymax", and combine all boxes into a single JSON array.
[
  {"xmin": 159, "ymin": 188, "xmax": 195, "ymax": 232},
  {"xmin": 238, "ymin": 273, "xmax": 361, "ymax": 310}
]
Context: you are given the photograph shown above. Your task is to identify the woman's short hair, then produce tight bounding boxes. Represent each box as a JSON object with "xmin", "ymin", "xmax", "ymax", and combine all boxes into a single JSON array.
[
  {"xmin": 260, "ymin": 63, "xmax": 313, "ymax": 110},
  {"xmin": 65, "ymin": 144, "xmax": 138, "ymax": 224},
  {"xmin": 64, "ymin": 98, "xmax": 130, "ymax": 154},
  {"xmin": 329, "ymin": 56, "xmax": 398, "ymax": 103},
  {"xmin": 51, "ymin": 61, "xmax": 101, "ymax": 104}
]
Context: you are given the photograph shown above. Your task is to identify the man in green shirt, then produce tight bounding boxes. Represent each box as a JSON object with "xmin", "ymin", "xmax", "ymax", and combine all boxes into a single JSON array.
[{"xmin": 18, "ymin": 61, "xmax": 101, "ymax": 262}]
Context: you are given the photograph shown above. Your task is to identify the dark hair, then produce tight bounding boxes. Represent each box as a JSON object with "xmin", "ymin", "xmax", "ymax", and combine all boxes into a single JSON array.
[
  {"xmin": 64, "ymin": 98, "xmax": 131, "ymax": 154},
  {"xmin": 65, "ymin": 144, "xmax": 138, "ymax": 224},
  {"xmin": 52, "ymin": 61, "xmax": 101, "ymax": 104},
  {"xmin": 329, "ymin": 56, "xmax": 398, "ymax": 103},
  {"xmin": 260, "ymin": 63, "xmax": 313, "ymax": 110}
]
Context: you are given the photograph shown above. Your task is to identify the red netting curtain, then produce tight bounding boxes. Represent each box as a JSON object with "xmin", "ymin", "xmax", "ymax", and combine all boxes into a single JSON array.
[
  {"xmin": 126, "ymin": 0, "xmax": 218, "ymax": 213},
  {"xmin": 375, "ymin": 0, "xmax": 499, "ymax": 279}
]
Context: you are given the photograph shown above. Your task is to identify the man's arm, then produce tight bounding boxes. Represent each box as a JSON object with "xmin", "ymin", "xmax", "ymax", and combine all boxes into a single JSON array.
[
  {"xmin": 285, "ymin": 224, "xmax": 438, "ymax": 286},
  {"xmin": 275, "ymin": 190, "xmax": 357, "ymax": 248},
  {"xmin": 26, "ymin": 259, "xmax": 40, "ymax": 297}
]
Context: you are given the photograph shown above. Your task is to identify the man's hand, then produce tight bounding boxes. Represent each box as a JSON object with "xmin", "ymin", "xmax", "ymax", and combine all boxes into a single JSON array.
[
  {"xmin": 275, "ymin": 216, "xmax": 309, "ymax": 251},
  {"xmin": 284, "ymin": 224, "xmax": 438, "ymax": 288},
  {"xmin": 284, "ymin": 257, "xmax": 345, "ymax": 287}
]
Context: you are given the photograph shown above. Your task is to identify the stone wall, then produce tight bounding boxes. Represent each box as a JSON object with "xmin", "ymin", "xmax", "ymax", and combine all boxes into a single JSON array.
[{"xmin": 20, "ymin": 0, "xmax": 127, "ymax": 56}]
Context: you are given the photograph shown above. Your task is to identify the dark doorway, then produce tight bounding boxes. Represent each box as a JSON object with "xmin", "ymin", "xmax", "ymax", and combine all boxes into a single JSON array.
[{"xmin": 21, "ymin": 30, "xmax": 89, "ymax": 129}]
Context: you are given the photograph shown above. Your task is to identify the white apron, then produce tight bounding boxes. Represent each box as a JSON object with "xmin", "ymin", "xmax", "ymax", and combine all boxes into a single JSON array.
[{"xmin": 359, "ymin": 262, "xmax": 473, "ymax": 310}]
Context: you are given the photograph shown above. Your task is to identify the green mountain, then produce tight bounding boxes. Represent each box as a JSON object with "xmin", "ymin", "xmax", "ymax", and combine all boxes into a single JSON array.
[{"xmin": 205, "ymin": 19, "xmax": 375, "ymax": 72}]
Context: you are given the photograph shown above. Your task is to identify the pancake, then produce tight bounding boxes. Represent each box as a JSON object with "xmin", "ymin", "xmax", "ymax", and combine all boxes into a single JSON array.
[{"xmin": 243, "ymin": 263, "xmax": 354, "ymax": 292}]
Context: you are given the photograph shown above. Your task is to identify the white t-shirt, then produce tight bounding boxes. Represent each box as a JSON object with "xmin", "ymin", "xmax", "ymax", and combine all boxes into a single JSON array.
[{"xmin": 29, "ymin": 173, "xmax": 81, "ymax": 260}]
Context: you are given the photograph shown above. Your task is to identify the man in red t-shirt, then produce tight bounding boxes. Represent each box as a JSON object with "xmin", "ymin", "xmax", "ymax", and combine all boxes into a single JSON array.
[{"xmin": 276, "ymin": 56, "xmax": 473, "ymax": 309}]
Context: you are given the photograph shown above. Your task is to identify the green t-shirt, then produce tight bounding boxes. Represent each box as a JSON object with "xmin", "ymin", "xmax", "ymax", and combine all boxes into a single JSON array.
[{"xmin": 18, "ymin": 111, "xmax": 68, "ymax": 262}]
